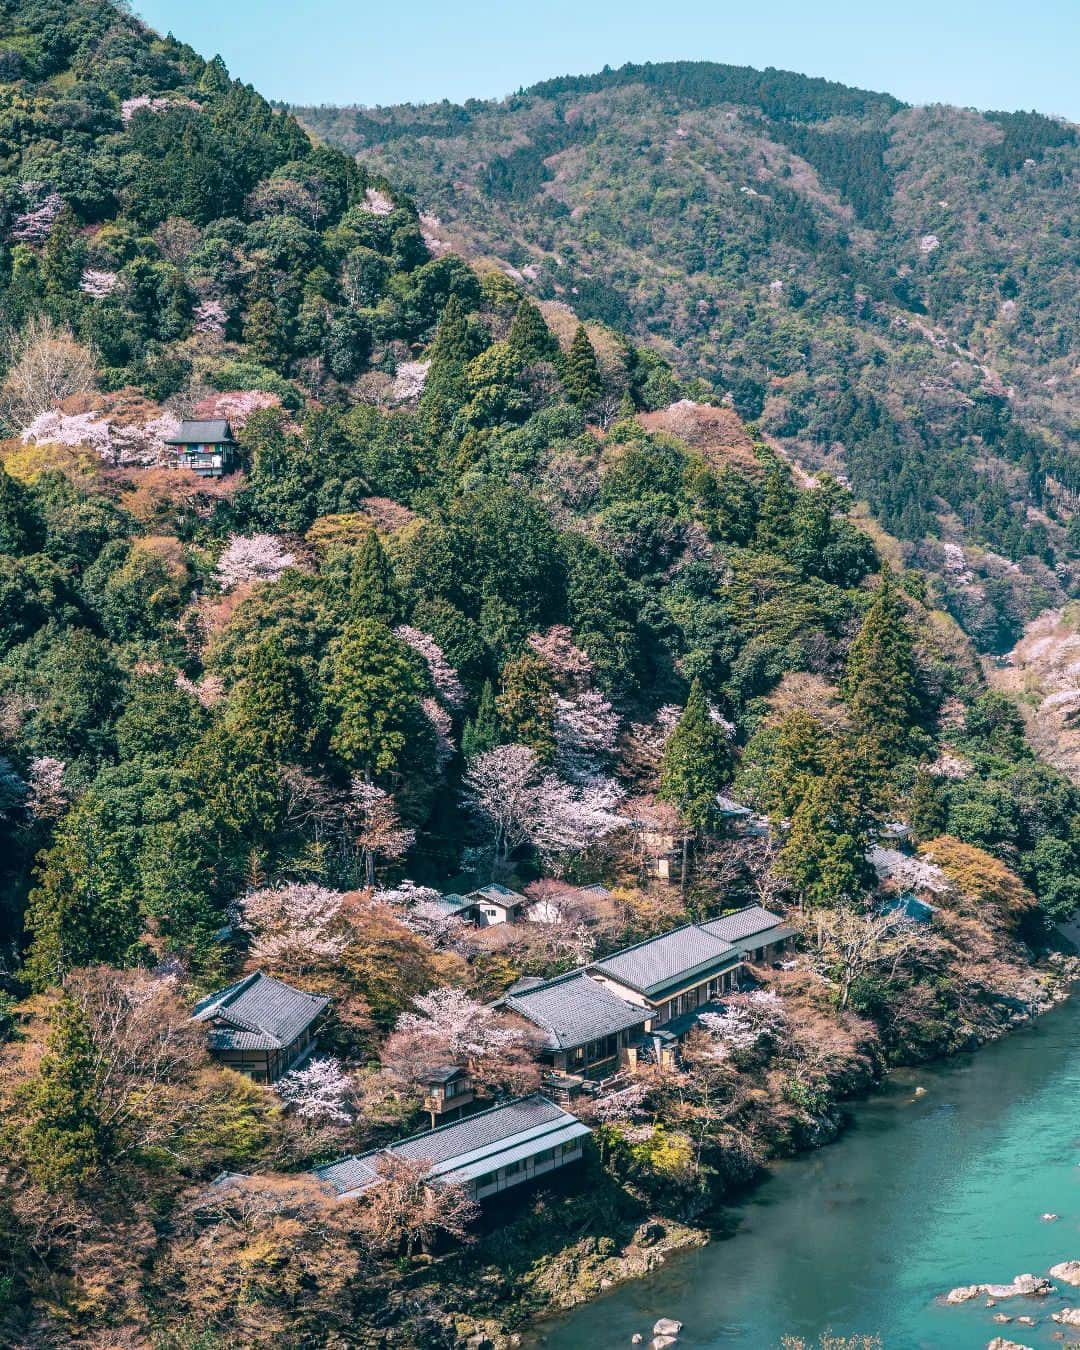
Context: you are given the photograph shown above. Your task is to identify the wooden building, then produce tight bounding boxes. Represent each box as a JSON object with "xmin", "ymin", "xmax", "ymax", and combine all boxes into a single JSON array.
[
  {"xmin": 314, "ymin": 1095, "xmax": 591, "ymax": 1203},
  {"xmin": 422, "ymin": 1065, "xmax": 475, "ymax": 1126},
  {"xmin": 192, "ymin": 971, "xmax": 328, "ymax": 1083},
  {"xmin": 166, "ymin": 418, "xmax": 237, "ymax": 477},
  {"xmin": 499, "ymin": 970, "xmax": 649, "ymax": 1080}
]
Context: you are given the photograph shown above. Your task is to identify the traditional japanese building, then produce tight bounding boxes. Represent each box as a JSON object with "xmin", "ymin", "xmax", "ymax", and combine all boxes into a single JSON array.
[
  {"xmin": 166, "ymin": 418, "xmax": 237, "ymax": 477},
  {"xmin": 421, "ymin": 1065, "xmax": 475, "ymax": 1126},
  {"xmin": 192, "ymin": 971, "xmax": 328, "ymax": 1083},
  {"xmin": 498, "ymin": 970, "xmax": 649, "ymax": 1080},
  {"xmin": 588, "ymin": 924, "xmax": 742, "ymax": 1026},
  {"xmin": 699, "ymin": 905, "xmax": 795, "ymax": 964},
  {"xmin": 314, "ymin": 1094, "xmax": 591, "ymax": 1203}
]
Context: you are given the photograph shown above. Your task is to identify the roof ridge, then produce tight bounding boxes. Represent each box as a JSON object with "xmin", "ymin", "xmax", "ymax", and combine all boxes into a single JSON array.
[{"xmin": 591, "ymin": 921, "xmax": 729, "ymax": 964}]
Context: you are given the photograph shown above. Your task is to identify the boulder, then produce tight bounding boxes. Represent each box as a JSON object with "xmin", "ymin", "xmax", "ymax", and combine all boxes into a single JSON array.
[
  {"xmin": 649, "ymin": 1339, "xmax": 678, "ymax": 1350},
  {"xmin": 947, "ymin": 1274, "xmax": 1053, "ymax": 1303},
  {"xmin": 1052, "ymin": 1308, "xmax": 1080, "ymax": 1327},
  {"xmin": 986, "ymin": 1340, "xmax": 1033, "ymax": 1350},
  {"xmin": 992, "ymin": 1314, "xmax": 1012, "ymax": 1323},
  {"xmin": 1050, "ymin": 1260, "xmax": 1080, "ymax": 1286},
  {"xmin": 631, "ymin": 1337, "xmax": 643, "ymax": 1346},
  {"xmin": 635, "ymin": 1222, "xmax": 666, "ymax": 1248},
  {"xmin": 1039, "ymin": 1213, "xmax": 1058, "ymax": 1222},
  {"xmin": 652, "ymin": 1320, "xmax": 682, "ymax": 1337},
  {"xmin": 947, "ymin": 1286, "xmax": 984, "ymax": 1303}
]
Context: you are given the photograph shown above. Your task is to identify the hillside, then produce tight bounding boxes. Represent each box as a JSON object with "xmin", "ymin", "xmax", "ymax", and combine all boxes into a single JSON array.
[
  {"xmin": 297, "ymin": 64, "xmax": 1080, "ymax": 651},
  {"xmin": 1, "ymin": 7, "xmax": 1079, "ymax": 1347}
]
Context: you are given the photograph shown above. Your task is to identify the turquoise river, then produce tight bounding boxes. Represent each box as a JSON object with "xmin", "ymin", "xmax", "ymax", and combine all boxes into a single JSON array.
[{"xmin": 528, "ymin": 991, "xmax": 1080, "ymax": 1350}]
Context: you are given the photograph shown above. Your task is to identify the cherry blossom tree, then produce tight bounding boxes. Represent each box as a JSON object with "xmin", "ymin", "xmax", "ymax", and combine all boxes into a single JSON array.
[
  {"xmin": 349, "ymin": 780, "xmax": 415, "ymax": 885},
  {"xmin": 10, "ymin": 188, "xmax": 63, "ymax": 243},
  {"xmin": 386, "ymin": 989, "xmax": 541, "ymax": 1096},
  {"xmin": 588, "ymin": 1081, "xmax": 650, "ymax": 1124},
  {"xmin": 120, "ymin": 95, "xmax": 199, "ymax": 123},
  {"xmin": 390, "ymin": 360, "xmax": 429, "ymax": 403},
  {"xmin": 527, "ymin": 773, "xmax": 627, "ymax": 868},
  {"xmin": 26, "ymin": 756, "xmax": 68, "ymax": 821},
  {"xmin": 393, "ymin": 626, "xmax": 465, "ymax": 708},
  {"xmin": 527, "ymin": 624, "xmax": 594, "ymax": 690},
  {"xmin": 192, "ymin": 299, "xmax": 228, "ymax": 336},
  {"xmin": 20, "ymin": 408, "xmax": 181, "ymax": 466},
  {"xmin": 193, "ymin": 388, "xmax": 281, "ymax": 430},
  {"xmin": 461, "ymin": 744, "xmax": 541, "ymax": 860},
  {"xmin": 174, "ymin": 671, "xmax": 225, "ymax": 709},
  {"xmin": 1, "ymin": 317, "xmax": 96, "ymax": 423},
  {"xmin": 554, "ymin": 689, "xmax": 619, "ymax": 783},
  {"xmin": 79, "ymin": 269, "xmax": 119, "ymax": 299},
  {"xmin": 421, "ymin": 697, "xmax": 456, "ymax": 772},
  {"xmin": 215, "ymin": 534, "xmax": 297, "ymax": 590},
  {"xmin": 234, "ymin": 882, "xmax": 349, "ymax": 972},
  {"xmin": 697, "ymin": 991, "xmax": 788, "ymax": 1060},
  {"xmin": 276, "ymin": 1057, "xmax": 352, "ymax": 1122}
]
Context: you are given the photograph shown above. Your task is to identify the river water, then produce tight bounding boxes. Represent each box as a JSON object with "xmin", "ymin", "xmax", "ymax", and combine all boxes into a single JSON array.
[{"xmin": 528, "ymin": 992, "xmax": 1080, "ymax": 1350}]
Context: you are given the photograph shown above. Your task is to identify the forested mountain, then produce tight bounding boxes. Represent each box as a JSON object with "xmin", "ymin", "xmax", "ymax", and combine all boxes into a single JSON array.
[
  {"xmin": 298, "ymin": 65, "xmax": 1080, "ymax": 651},
  {"xmin": 0, "ymin": 5, "xmax": 1078, "ymax": 1345}
]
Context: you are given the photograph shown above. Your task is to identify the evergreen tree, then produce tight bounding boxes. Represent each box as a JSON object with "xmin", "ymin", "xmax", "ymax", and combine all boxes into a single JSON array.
[
  {"xmin": 777, "ymin": 757, "xmax": 875, "ymax": 908},
  {"xmin": 755, "ymin": 465, "xmax": 798, "ymax": 550},
  {"xmin": 507, "ymin": 299, "xmax": 559, "ymax": 365},
  {"xmin": 24, "ymin": 800, "xmax": 141, "ymax": 991},
  {"xmin": 20, "ymin": 994, "xmax": 103, "ymax": 1190},
  {"xmin": 328, "ymin": 619, "xmax": 427, "ymax": 777},
  {"xmin": 908, "ymin": 768, "xmax": 946, "ymax": 840},
  {"xmin": 350, "ymin": 529, "xmax": 400, "ymax": 624},
  {"xmin": 844, "ymin": 566, "xmax": 918, "ymax": 770},
  {"xmin": 657, "ymin": 679, "xmax": 732, "ymax": 831},
  {"xmin": 462, "ymin": 679, "xmax": 500, "ymax": 760},
  {"xmin": 418, "ymin": 296, "xmax": 487, "ymax": 439},
  {"xmin": 227, "ymin": 637, "xmax": 315, "ymax": 760},
  {"xmin": 495, "ymin": 651, "xmax": 556, "ymax": 763},
  {"xmin": 563, "ymin": 324, "xmax": 603, "ymax": 409}
]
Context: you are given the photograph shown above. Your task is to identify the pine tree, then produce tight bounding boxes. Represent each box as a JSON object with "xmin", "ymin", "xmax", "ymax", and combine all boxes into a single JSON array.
[
  {"xmin": 844, "ymin": 566, "xmax": 918, "ymax": 771},
  {"xmin": 350, "ymin": 529, "xmax": 400, "ymax": 624},
  {"xmin": 908, "ymin": 768, "xmax": 946, "ymax": 841},
  {"xmin": 20, "ymin": 994, "xmax": 103, "ymax": 1189},
  {"xmin": 563, "ymin": 324, "xmax": 603, "ymax": 409},
  {"xmin": 227, "ymin": 637, "xmax": 314, "ymax": 760},
  {"xmin": 507, "ymin": 299, "xmax": 559, "ymax": 365},
  {"xmin": 462, "ymin": 679, "xmax": 500, "ymax": 760},
  {"xmin": 495, "ymin": 651, "xmax": 556, "ymax": 764},
  {"xmin": 755, "ymin": 465, "xmax": 797, "ymax": 549},
  {"xmin": 657, "ymin": 680, "xmax": 732, "ymax": 832},
  {"xmin": 419, "ymin": 296, "xmax": 487, "ymax": 439}
]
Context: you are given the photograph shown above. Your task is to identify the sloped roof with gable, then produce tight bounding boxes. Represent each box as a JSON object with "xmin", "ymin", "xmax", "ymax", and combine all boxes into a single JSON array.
[
  {"xmin": 166, "ymin": 419, "xmax": 233, "ymax": 445},
  {"xmin": 192, "ymin": 971, "xmax": 328, "ymax": 1051},
  {"xmin": 314, "ymin": 1094, "xmax": 589, "ymax": 1197},
  {"xmin": 590, "ymin": 924, "xmax": 737, "ymax": 1000},
  {"xmin": 699, "ymin": 906, "xmax": 787, "ymax": 945},
  {"xmin": 468, "ymin": 883, "xmax": 525, "ymax": 908},
  {"xmin": 501, "ymin": 970, "xmax": 648, "ymax": 1051}
]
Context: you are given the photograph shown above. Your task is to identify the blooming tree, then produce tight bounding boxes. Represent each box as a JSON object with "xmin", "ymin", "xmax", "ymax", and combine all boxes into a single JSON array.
[
  {"xmin": 375, "ymin": 881, "xmax": 469, "ymax": 951},
  {"xmin": 234, "ymin": 883, "xmax": 348, "ymax": 972},
  {"xmin": 461, "ymin": 744, "xmax": 543, "ymax": 859},
  {"xmin": 356, "ymin": 1154, "xmax": 478, "ymax": 1256},
  {"xmin": 697, "ymin": 991, "xmax": 788, "ymax": 1060},
  {"xmin": 527, "ymin": 624, "xmax": 594, "ymax": 689},
  {"xmin": 1, "ymin": 318, "xmax": 96, "ymax": 423},
  {"xmin": 120, "ymin": 95, "xmax": 199, "ymax": 123},
  {"xmin": 528, "ymin": 773, "xmax": 626, "ymax": 868},
  {"xmin": 276, "ymin": 1057, "xmax": 352, "ymax": 1122},
  {"xmin": 193, "ymin": 388, "xmax": 280, "ymax": 429},
  {"xmin": 192, "ymin": 299, "xmax": 228, "ymax": 336},
  {"xmin": 215, "ymin": 534, "xmax": 297, "ymax": 590},
  {"xmin": 589, "ymin": 1081, "xmax": 650, "ymax": 1124},
  {"xmin": 390, "ymin": 360, "xmax": 429, "ymax": 403},
  {"xmin": 360, "ymin": 187, "xmax": 394, "ymax": 216},
  {"xmin": 26, "ymin": 756, "xmax": 68, "ymax": 821},
  {"xmin": 349, "ymin": 779, "xmax": 415, "ymax": 885},
  {"xmin": 20, "ymin": 408, "xmax": 181, "ymax": 466},
  {"xmin": 421, "ymin": 697, "xmax": 456, "ymax": 772},
  {"xmin": 79, "ymin": 269, "xmax": 119, "ymax": 299},
  {"xmin": 10, "ymin": 188, "xmax": 63, "ymax": 243},
  {"xmin": 554, "ymin": 689, "xmax": 619, "ymax": 783},
  {"xmin": 393, "ymin": 626, "xmax": 465, "ymax": 708},
  {"xmin": 174, "ymin": 671, "xmax": 225, "ymax": 709}
]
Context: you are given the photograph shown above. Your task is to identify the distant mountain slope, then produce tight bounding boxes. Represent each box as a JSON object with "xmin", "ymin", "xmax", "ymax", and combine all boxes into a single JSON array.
[{"xmin": 297, "ymin": 63, "xmax": 1080, "ymax": 649}]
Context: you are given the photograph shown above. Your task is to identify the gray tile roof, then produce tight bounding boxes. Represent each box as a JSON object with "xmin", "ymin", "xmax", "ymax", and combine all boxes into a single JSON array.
[
  {"xmin": 315, "ymin": 1094, "xmax": 589, "ymax": 1196},
  {"xmin": 166, "ymin": 419, "xmax": 233, "ymax": 445},
  {"xmin": 502, "ymin": 971, "xmax": 648, "ymax": 1051},
  {"xmin": 192, "ymin": 971, "xmax": 328, "ymax": 1051},
  {"xmin": 699, "ymin": 906, "xmax": 786, "ymax": 945},
  {"xmin": 590, "ymin": 924, "xmax": 737, "ymax": 1000},
  {"xmin": 468, "ymin": 883, "xmax": 525, "ymax": 908}
]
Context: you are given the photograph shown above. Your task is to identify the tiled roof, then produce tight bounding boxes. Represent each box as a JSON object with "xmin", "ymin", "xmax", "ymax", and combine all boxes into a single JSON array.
[
  {"xmin": 699, "ymin": 906, "xmax": 786, "ymax": 945},
  {"xmin": 590, "ymin": 924, "xmax": 736, "ymax": 999},
  {"xmin": 315, "ymin": 1095, "xmax": 589, "ymax": 1196},
  {"xmin": 192, "ymin": 971, "xmax": 328, "ymax": 1050},
  {"xmin": 716, "ymin": 794, "xmax": 752, "ymax": 816},
  {"xmin": 469, "ymin": 883, "xmax": 524, "ymax": 907},
  {"xmin": 502, "ymin": 971, "xmax": 648, "ymax": 1051},
  {"xmin": 437, "ymin": 892, "xmax": 476, "ymax": 913},
  {"xmin": 166, "ymin": 419, "xmax": 233, "ymax": 444}
]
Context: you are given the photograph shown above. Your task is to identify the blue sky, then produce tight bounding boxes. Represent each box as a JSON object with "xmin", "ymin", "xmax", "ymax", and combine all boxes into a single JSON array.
[{"xmin": 135, "ymin": 0, "xmax": 1080, "ymax": 119}]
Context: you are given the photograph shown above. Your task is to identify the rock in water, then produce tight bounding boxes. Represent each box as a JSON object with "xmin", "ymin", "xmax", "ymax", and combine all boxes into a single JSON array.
[
  {"xmin": 1039, "ymin": 1213, "xmax": 1058, "ymax": 1222},
  {"xmin": 652, "ymin": 1319, "xmax": 682, "ymax": 1336},
  {"xmin": 1052, "ymin": 1308, "xmax": 1080, "ymax": 1327},
  {"xmin": 1050, "ymin": 1260, "xmax": 1080, "ymax": 1286},
  {"xmin": 986, "ymin": 1340, "xmax": 1033, "ymax": 1350},
  {"xmin": 947, "ymin": 1274, "xmax": 1053, "ymax": 1303},
  {"xmin": 649, "ymin": 1339, "xmax": 678, "ymax": 1350}
]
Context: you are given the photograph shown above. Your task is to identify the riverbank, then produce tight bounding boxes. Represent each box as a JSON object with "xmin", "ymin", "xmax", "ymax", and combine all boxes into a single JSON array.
[
  {"xmin": 416, "ymin": 949, "xmax": 1079, "ymax": 1350},
  {"xmin": 521, "ymin": 983, "xmax": 1080, "ymax": 1350}
]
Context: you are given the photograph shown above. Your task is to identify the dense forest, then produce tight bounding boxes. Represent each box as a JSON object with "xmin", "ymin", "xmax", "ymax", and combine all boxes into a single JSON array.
[
  {"xmin": 298, "ymin": 63, "xmax": 1080, "ymax": 652},
  {"xmin": 0, "ymin": 5, "xmax": 1078, "ymax": 1346}
]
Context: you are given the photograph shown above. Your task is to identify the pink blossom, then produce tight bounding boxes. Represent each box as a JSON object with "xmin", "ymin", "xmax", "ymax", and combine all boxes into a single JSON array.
[
  {"xmin": 121, "ymin": 95, "xmax": 199, "ymax": 123},
  {"xmin": 10, "ymin": 190, "xmax": 63, "ymax": 244},
  {"xmin": 20, "ymin": 408, "xmax": 181, "ymax": 466},
  {"xmin": 697, "ymin": 991, "xmax": 787, "ymax": 1059},
  {"xmin": 79, "ymin": 269, "xmax": 119, "ymax": 299},
  {"xmin": 26, "ymin": 756, "xmax": 68, "ymax": 821},
  {"xmin": 422, "ymin": 696, "xmax": 456, "ymax": 771},
  {"xmin": 360, "ymin": 187, "xmax": 394, "ymax": 216},
  {"xmin": 527, "ymin": 625, "xmax": 594, "ymax": 689},
  {"xmin": 193, "ymin": 388, "xmax": 281, "ymax": 430},
  {"xmin": 276, "ymin": 1057, "xmax": 352, "ymax": 1121},
  {"xmin": 234, "ymin": 882, "xmax": 349, "ymax": 971},
  {"xmin": 192, "ymin": 299, "xmax": 227, "ymax": 336},
  {"xmin": 394, "ymin": 626, "xmax": 465, "ymax": 708},
  {"xmin": 174, "ymin": 672, "xmax": 225, "ymax": 709},
  {"xmin": 554, "ymin": 690, "xmax": 619, "ymax": 783},
  {"xmin": 390, "ymin": 360, "xmax": 429, "ymax": 403},
  {"xmin": 396, "ymin": 988, "xmax": 526, "ymax": 1063},
  {"xmin": 215, "ymin": 534, "xmax": 297, "ymax": 590}
]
